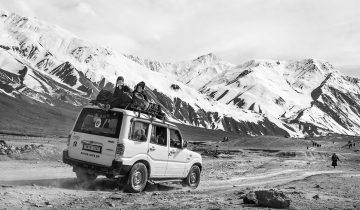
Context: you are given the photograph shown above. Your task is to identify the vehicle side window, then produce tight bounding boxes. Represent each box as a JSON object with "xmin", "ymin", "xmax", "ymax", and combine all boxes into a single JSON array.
[
  {"xmin": 170, "ymin": 129, "xmax": 182, "ymax": 148},
  {"xmin": 129, "ymin": 121, "xmax": 149, "ymax": 141},
  {"xmin": 150, "ymin": 125, "xmax": 167, "ymax": 146}
]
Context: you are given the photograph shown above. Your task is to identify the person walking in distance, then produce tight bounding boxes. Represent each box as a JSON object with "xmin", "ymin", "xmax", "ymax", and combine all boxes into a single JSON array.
[{"xmin": 331, "ymin": 153, "xmax": 341, "ymax": 168}]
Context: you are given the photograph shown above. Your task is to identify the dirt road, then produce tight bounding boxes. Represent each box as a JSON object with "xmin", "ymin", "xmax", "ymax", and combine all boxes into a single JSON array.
[{"xmin": 1, "ymin": 137, "xmax": 360, "ymax": 209}]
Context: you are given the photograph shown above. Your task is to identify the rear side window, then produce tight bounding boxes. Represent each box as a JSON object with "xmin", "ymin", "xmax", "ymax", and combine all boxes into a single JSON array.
[
  {"xmin": 170, "ymin": 129, "xmax": 182, "ymax": 148},
  {"xmin": 129, "ymin": 121, "xmax": 149, "ymax": 141},
  {"xmin": 150, "ymin": 125, "xmax": 167, "ymax": 146},
  {"xmin": 73, "ymin": 108, "xmax": 123, "ymax": 138}
]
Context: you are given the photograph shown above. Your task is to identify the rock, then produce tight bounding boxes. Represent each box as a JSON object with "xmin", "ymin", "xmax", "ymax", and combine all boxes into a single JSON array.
[
  {"xmin": 255, "ymin": 189, "xmax": 291, "ymax": 208},
  {"xmin": 34, "ymin": 203, "xmax": 45, "ymax": 207},
  {"xmin": 243, "ymin": 191, "xmax": 257, "ymax": 204},
  {"xmin": 0, "ymin": 149, "xmax": 6, "ymax": 155},
  {"xmin": 109, "ymin": 194, "xmax": 123, "ymax": 200},
  {"xmin": 0, "ymin": 140, "xmax": 6, "ymax": 146},
  {"xmin": 314, "ymin": 184, "xmax": 321, "ymax": 188},
  {"xmin": 313, "ymin": 194, "xmax": 320, "ymax": 200},
  {"xmin": 236, "ymin": 191, "xmax": 245, "ymax": 195},
  {"xmin": 106, "ymin": 202, "xmax": 115, "ymax": 207},
  {"xmin": 239, "ymin": 194, "xmax": 246, "ymax": 199}
]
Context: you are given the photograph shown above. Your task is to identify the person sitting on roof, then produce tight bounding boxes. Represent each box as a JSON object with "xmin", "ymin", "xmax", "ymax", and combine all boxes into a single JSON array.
[
  {"xmin": 109, "ymin": 76, "xmax": 132, "ymax": 109},
  {"xmin": 132, "ymin": 81, "xmax": 148, "ymax": 101},
  {"xmin": 113, "ymin": 76, "xmax": 130, "ymax": 97},
  {"xmin": 131, "ymin": 81, "xmax": 149, "ymax": 110}
]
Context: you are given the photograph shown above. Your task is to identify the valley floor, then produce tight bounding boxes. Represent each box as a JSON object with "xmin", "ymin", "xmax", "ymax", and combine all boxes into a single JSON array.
[{"xmin": 0, "ymin": 135, "xmax": 360, "ymax": 209}]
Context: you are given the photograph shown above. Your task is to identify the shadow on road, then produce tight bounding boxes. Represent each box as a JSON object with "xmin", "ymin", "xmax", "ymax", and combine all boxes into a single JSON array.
[{"xmin": 0, "ymin": 178, "xmax": 180, "ymax": 192}]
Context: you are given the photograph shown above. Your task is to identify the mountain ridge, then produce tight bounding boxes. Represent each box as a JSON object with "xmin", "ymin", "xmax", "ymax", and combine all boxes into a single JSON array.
[{"xmin": 1, "ymin": 10, "xmax": 359, "ymax": 137}]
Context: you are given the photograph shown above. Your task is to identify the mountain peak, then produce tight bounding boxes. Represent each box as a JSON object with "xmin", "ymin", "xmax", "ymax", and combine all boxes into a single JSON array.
[
  {"xmin": 237, "ymin": 59, "xmax": 281, "ymax": 69},
  {"xmin": 193, "ymin": 53, "xmax": 218, "ymax": 63},
  {"xmin": 290, "ymin": 58, "xmax": 336, "ymax": 76}
]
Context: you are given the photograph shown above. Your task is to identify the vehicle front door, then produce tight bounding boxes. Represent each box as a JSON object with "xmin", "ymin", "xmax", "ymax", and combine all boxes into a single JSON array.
[
  {"xmin": 166, "ymin": 129, "xmax": 187, "ymax": 178},
  {"xmin": 147, "ymin": 124, "xmax": 169, "ymax": 177}
]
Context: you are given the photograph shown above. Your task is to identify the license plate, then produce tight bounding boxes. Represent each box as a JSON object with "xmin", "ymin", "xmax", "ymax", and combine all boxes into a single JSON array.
[{"xmin": 82, "ymin": 144, "xmax": 102, "ymax": 153}]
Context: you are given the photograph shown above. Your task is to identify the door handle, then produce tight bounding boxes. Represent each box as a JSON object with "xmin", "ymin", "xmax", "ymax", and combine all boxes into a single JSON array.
[
  {"xmin": 169, "ymin": 150, "xmax": 176, "ymax": 156},
  {"xmin": 149, "ymin": 146, "xmax": 156, "ymax": 151}
]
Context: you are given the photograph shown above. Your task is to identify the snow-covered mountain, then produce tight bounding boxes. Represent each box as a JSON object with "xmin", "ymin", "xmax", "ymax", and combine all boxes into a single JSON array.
[
  {"xmin": 199, "ymin": 59, "xmax": 360, "ymax": 136},
  {"xmin": 1, "ymin": 10, "xmax": 359, "ymax": 137},
  {"xmin": 125, "ymin": 53, "xmax": 235, "ymax": 90}
]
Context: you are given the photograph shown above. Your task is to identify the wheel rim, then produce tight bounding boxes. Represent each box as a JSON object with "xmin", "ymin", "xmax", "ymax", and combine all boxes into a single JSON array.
[
  {"xmin": 190, "ymin": 171, "xmax": 197, "ymax": 185},
  {"xmin": 133, "ymin": 171, "xmax": 143, "ymax": 187}
]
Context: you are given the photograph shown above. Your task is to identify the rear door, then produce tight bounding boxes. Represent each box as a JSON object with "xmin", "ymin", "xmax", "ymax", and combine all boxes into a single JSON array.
[
  {"xmin": 68, "ymin": 108, "xmax": 123, "ymax": 166},
  {"xmin": 147, "ymin": 124, "xmax": 169, "ymax": 177},
  {"xmin": 165, "ymin": 129, "xmax": 187, "ymax": 178}
]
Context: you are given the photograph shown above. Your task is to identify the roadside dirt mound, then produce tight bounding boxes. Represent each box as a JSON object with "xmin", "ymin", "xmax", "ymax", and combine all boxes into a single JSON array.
[
  {"xmin": 0, "ymin": 140, "xmax": 43, "ymax": 155},
  {"xmin": 277, "ymin": 150, "xmax": 331, "ymax": 160},
  {"xmin": 0, "ymin": 140, "xmax": 62, "ymax": 161}
]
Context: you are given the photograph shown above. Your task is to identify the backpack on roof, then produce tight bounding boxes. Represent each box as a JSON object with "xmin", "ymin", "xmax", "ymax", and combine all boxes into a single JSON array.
[{"xmin": 96, "ymin": 89, "xmax": 113, "ymax": 103}]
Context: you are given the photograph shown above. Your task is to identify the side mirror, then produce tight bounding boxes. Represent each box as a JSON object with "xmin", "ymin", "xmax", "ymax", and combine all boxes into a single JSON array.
[{"xmin": 182, "ymin": 140, "xmax": 188, "ymax": 148}]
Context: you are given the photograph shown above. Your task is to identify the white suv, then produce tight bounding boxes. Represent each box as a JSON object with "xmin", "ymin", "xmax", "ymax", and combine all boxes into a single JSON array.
[{"xmin": 63, "ymin": 105, "xmax": 202, "ymax": 192}]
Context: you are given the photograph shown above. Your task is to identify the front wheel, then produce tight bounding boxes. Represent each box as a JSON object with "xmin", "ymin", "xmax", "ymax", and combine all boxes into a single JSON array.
[
  {"xmin": 183, "ymin": 165, "xmax": 201, "ymax": 189},
  {"xmin": 125, "ymin": 162, "xmax": 148, "ymax": 193}
]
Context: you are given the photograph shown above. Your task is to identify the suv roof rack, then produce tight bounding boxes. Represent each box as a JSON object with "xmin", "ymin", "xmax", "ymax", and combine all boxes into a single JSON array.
[
  {"xmin": 89, "ymin": 100, "xmax": 166, "ymax": 121},
  {"xmin": 128, "ymin": 103, "xmax": 165, "ymax": 121}
]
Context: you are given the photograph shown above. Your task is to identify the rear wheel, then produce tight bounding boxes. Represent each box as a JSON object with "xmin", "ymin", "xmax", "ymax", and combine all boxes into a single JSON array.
[
  {"xmin": 75, "ymin": 168, "xmax": 97, "ymax": 183},
  {"xmin": 183, "ymin": 165, "xmax": 201, "ymax": 189},
  {"xmin": 125, "ymin": 163, "xmax": 148, "ymax": 193}
]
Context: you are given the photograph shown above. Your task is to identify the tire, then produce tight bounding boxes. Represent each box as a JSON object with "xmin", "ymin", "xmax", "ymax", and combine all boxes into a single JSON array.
[
  {"xmin": 183, "ymin": 165, "xmax": 201, "ymax": 189},
  {"xmin": 125, "ymin": 162, "xmax": 148, "ymax": 193},
  {"xmin": 75, "ymin": 168, "xmax": 97, "ymax": 183}
]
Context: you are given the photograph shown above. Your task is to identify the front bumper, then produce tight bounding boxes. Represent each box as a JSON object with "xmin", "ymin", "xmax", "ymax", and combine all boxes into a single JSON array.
[{"xmin": 62, "ymin": 150, "xmax": 131, "ymax": 176}]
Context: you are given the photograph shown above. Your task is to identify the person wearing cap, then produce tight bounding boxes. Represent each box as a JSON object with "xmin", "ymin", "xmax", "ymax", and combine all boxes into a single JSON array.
[
  {"xmin": 130, "ymin": 81, "xmax": 149, "ymax": 110},
  {"xmin": 133, "ymin": 81, "xmax": 148, "ymax": 102},
  {"xmin": 113, "ymin": 76, "xmax": 130, "ymax": 98}
]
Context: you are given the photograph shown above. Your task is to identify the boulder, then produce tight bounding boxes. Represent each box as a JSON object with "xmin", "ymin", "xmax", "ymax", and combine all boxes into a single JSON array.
[
  {"xmin": 255, "ymin": 189, "xmax": 290, "ymax": 209},
  {"xmin": 313, "ymin": 194, "xmax": 320, "ymax": 200},
  {"xmin": 0, "ymin": 149, "xmax": 6, "ymax": 155},
  {"xmin": 243, "ymin": 191, "xmax": 257, "ymax": 204},
  {"xmin": 0, "ymin": 140, "xmax": 6, "ymax": 147}
]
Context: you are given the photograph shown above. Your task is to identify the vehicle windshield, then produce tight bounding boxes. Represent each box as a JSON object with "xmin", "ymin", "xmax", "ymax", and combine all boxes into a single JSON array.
[{"xmin": 73, "ymin": 108, "xmax": 123, "ymax": 138}]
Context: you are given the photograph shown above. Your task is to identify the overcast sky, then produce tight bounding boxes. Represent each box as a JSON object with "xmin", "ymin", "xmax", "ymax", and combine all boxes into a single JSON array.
[{"xmin": 0, "ymin": 0, "xmax": 359, "ymax": 76}]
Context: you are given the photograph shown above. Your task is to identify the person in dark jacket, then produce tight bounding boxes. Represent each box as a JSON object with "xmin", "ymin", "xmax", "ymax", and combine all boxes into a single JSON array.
[
  {"xmin": 331, "ymin": 153, "xmax": 341, "ymax": 168},
  {"xmin": 131, "ymin": 81, "xmax": 149, "ymax": 110},
  {"xmin": 113, "ymin": 76, "xmax": 130, "ymax": 97},
  {"xmin": 109, "ymin": 76, "xmax": 131, "ymax": 109},
  {"xmin": 133, "ymin": 81, "xmax": 148, "ymax": 101}
]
